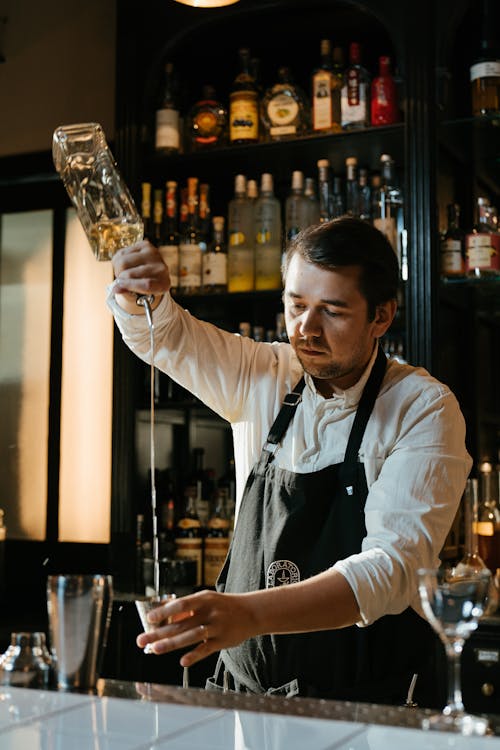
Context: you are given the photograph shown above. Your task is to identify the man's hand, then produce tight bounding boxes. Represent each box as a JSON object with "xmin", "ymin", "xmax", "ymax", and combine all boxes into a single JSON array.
[{"xmin": 112, "ymin": 240, "xmax": 171, "ymax": 297}]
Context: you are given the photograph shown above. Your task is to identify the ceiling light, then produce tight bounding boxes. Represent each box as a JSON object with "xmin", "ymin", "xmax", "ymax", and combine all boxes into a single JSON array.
[{"xmin": 173, "ymin": 0, "xmax": 240, "ymax": 7}]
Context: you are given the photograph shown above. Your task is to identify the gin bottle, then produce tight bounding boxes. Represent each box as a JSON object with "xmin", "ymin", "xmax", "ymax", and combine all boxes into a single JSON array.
[
  {"xmin": 254, "ymin": 173, "xmax": 282, "ymax": 290},
  {"xmin": 227, "ymin": 174, "xmax": 255, "ymax": 292},
  {"xmin": 285, "ymin": 171, "xmax": 311, "ymax": 242}
]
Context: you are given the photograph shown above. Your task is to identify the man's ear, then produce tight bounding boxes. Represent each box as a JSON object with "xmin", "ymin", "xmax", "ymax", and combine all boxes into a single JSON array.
[{"xmin": 374, "ymin": 299, "xmax": 397, "ymax": 336}]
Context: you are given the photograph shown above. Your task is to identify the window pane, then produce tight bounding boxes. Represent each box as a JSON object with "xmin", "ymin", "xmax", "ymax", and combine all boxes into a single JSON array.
[
  {"xmin": 58, "ymin": 210, "xmax": 113, "ymax": 543},
  {"xmin": 0, "ymin": 211, "xmax": 53, "ymax": 540}
]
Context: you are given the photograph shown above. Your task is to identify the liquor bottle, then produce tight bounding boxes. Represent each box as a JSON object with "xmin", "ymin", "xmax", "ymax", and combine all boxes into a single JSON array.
[
  {"xmin": 261, "ymin": 66, "xmax": 310, "ymax": 141},
  {"xmin": 155, "ymin": 62, "xmax": 181, "ymax": 155},
  {"xmin": 345, "ymin": 156, "xmax": 360, "ymax": 218},
  {"xmin": 202, "ymin": 216, "xmax": 228, "ymax": 293},
  {"xmin": 227, "ymin": 174, "xmax": 255, "ymax": 292},
  {"xmin": 141, "ymin": 182, "xmax": 153, "ymax": 240},
  {"xmin": 304, "ymin": 177, "xmax": 320, "ymax": 225},
  {"xmin": 440, "ymin": 203, "xmax": 465, "ymax": 279},
  {"xmin": 358, "ymin": 168, "xmax": 372, "ymax": 221},
  {"xmin": 203, "ymin": 488, "xmax": 231, "ymax": 588},
  {"xmin": 331, "ymin": 176, "xmax": 345, "ymax": 219},
  {"xmin": 285, "ymin": 171, "xmax": 311, "ymax": 242},
  {"xmin": 189, "ymin": 84, "xmax": 227, "ymax": 150},
  {"xmin": 470, "ymin": 0, "xmax": 500, "ymax": 118},
  {"xmin": 178, "ymin": 177, "xmax": 202, "ymax": 294},
  {"xmin": 254, "ymin": 173, "xmax": 282, "ymax": 290},
  {"xmin": 153, "ymin": 188, "xmax": 163, "ymax": 246},
  {"xmin": 229, "ymin": 48, "xmax": 259, "ymax": 145},
  {"xmin": 373, "ymin": 154, "xmax": 404, "ymax": 265},
  {"xmin": 371, "ymin": 56, "xmax": 399, "ymax": 126},
  {"xmin": 341, "ymin": 42, "xmax": 370, "ymax": 130},
  {"xmin": 465, "ymin": 197, "xmax": 500, "ymax": 278},
  {"xmin": 159, "ymin": 180, "xmax": 179, "ymax": 294},
  {"xmin": 179, "ymin": 186, "xmax": 189, "ymax": 237},
  {"xmin": 317, "ymin": 159, "xmax": 332, "ymax": 223},
  {"xmin": 175, "ymin": 487, "xmax": 203, "ymax": 587},
  {"xmin": 311, "ymin": 39, "xmax": 342, "ymax": 133},
  {"xmin": 476, "ymin": 463, "xmax": 500, "ymax": 574},
  {"xmin": 332, "ymin": 46, "xmax": 345, "ymax": 89},
  {"xmin": 198, "ymin": 183, "xmax": 211, "ymax": 251},
  {"xmin": 247, "ymin": 179, "xmax": 259, "ymax": 201}
]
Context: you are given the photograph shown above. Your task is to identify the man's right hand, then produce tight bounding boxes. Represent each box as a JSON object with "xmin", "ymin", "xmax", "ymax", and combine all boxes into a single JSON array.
[{"xmin": 112, "ymin": 240, "xmax": 171, "ymax": 297}]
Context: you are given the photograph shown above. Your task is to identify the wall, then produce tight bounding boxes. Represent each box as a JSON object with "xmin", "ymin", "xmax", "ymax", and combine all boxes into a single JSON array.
[{"xmin": 0, "ymin": 0, "xmax": 116, "ymax": 157}]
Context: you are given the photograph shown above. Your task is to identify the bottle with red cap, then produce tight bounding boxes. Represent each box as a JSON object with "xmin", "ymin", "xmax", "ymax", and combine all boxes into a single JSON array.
[{"xmin": 371, "ymin": 56, "xmax": 399, "ymax": 126}]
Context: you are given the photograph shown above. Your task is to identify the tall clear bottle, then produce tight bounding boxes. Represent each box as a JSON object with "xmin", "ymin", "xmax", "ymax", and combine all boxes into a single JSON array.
[
  {"xmin": 345, "ymin": 156, "xmax": 360, "ymax": 218},
  {"xmin": 254, "ymin": 173, "xmax": 282, "ymax": 290},
  {"xmin": 373, "ymin": 154, "xmax": 404, "ymax": 270},
  {"xmin": 178, "ymin": 177, "xmax": 202, "ymax": 295},
  {"xmin": 317, "ymin": 159, "xmax": 332, "ymax": 223},
  {"xmin": 155, "ymin": 62, "xmax": 181, "ymax": 155},
  {"xmin": 285, "ymin": 171, "xmax": 311, "ymax": 242},
  {"xmin": 341, "ymin": 42, "xmax": 370, "ymax": 130},
  {"xmin": 227, "ymin": 174, "xmax": 255, "ymax": 292},
  {"xmin": 159, "ymin": 180, "xmax": 179, "ymax": 294},
  {"xmin": 202, "ymin": 216, "xmax": 228, "ymax": 293},
  {"xmin": 331, "ymin": 176, "xmax": 345, "ymax": 219}
]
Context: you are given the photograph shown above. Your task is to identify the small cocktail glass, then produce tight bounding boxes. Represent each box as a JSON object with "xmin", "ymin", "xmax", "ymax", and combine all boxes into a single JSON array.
[
  {"xmin": 135, "ymin": 593, "xmax": 176, "ymax": 654},
  {"xmin": 417, "ymin": 565, "xmax": 491, "ymax": 736}
]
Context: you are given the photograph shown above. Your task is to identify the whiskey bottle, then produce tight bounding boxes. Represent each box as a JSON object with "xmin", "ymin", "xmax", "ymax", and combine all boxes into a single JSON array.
[
  {"xmin": 345, "ymin": 156, "xmax": 360, "ymax": 218},
  {"xmin": 175, "ymin": 488, "xmax": 203, "ymax": 587},
  {"xmin": 227, "ymin": 174, "xmax": 255, "ymax": 292},
  {"xmin": 189, "ymin": 84, "xmax": 227, "ymax": 150},
  {"xmin": 312, "ymin": 39, "xmax": 342, "ymax": 133},
  {"xmin": 341, "ymin": 42, "xmax": 370, "ymax": 130},
  {"xmin": 358, "ymin": 168, "xmax": 372, "ymax": 222},
  {"xmin": 371, "ymin": 56, "xmax": 399, "ymax": 126},
  {"xmin": 141, "ymin": 182, "xmax": 153, "ymax": 240},
  {"xmin": 440, "ymin": 203, "xmax": 465, "ymax": 279},
  {"xmin": 254, "ymin": 173, "xmax": 282, "ymax": 290},
  {"xmin": 203, "ymin": 488, "xmax": 230, "ymax": 588},
  {"xmin": 261, "ymin": 66, "xmax": 310, "ymax": 141},
  {"xmin": 178, "ymin": 177, "xmax": 202, "ymax": 294},
  {"xmin": 229, "ymin": 48, "xmax": 259, "ymax": 145},
  {"xmin": 159, "ymin": 181, "xmax": 179, "ymax": 294},
  {"xmin": 285, "ymin": 171, "xmax": 311, "ymax": 242},
  {"xmin": 470, "ymin": 0, "xmax": 500, "ymax": 118},
  {"xmin": 202, "ymin": 216, "xmax": 228, "ymax": 293},
  {"xmin": 465, "ymin": 197, "xmax": 500, "ymax": 277},
  {"xmin": 155, "ymin": 62, "xmax": 181, "ymax": 155},
  {"xmin": 317, "ymin": 159, "xmax": 332, "ymax": 223},
  {"xmin": 153, "ymin": 188, "xmax": 163, "ymax": 247}
]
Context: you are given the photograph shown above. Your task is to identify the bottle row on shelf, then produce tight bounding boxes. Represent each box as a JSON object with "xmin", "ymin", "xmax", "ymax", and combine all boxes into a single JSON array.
[
  {"xmin": 440, "ymin": 198, "xmax": 500, "ymax": 279},
  {"xmin": 154, "ymin": 40, "xmax": 401, "ymax": 155},
  {"xmin": 140, "ymin": 151, "xmax": 406, "ymax": 295}
]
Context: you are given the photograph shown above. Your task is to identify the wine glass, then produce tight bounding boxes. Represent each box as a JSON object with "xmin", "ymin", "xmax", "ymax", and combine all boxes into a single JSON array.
[{"xmin": 417, "ymin": 565, "xmax": 492, "ymax": 735}]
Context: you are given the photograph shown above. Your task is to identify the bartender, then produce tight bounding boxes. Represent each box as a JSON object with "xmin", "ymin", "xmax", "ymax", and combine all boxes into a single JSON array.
[{"xmin": 108, "ymin": 217, "xmax": 471, "ymax": 706}]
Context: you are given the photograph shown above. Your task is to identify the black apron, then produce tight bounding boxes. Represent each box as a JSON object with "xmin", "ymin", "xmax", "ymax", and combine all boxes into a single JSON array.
[{"xmin": 210, "ymin": 345, "xmax": 438, "ymax": 706}]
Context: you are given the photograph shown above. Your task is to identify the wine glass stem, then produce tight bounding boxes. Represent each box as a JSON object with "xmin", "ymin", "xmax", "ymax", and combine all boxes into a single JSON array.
[{"xmin": 444, "ymin": 639, "xmax": 465, "ymax": 715}]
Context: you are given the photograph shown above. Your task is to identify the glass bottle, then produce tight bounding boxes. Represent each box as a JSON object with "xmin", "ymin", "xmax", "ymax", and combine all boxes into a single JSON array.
[
  {"xmin": 456, "ymin": 478, "xmax": 488, "ymax": 573},
  {"xmin": 159, "ymin": 180, "xmax": 179, "ymax": 294},
  {"xmin": 304, "ymin": 177, "xmax": 320, "ymax": 225},
  {"xmin": 373, "ymin": 154, "xmax": 404, "ymax": 266},
  {"xmin": 189, "ymin": 84, "xmax": 227, "ymax": 150},
  {"xmin": 198, "ymin": 183, "xmax": 211, "ymax": 251},
  {"xmin": 371, "ymin": 56, "xmax": 399, "ymax": 126},
  {"xmin": 254, "ymin": 173, "xmax": 282, "ymax": 290},
  {"xmin": 285, "ymin": 171, "xmax": 311, "ymax": 242},
  {"xmin": 202, "ymin": 216, "xmax": 228, "ymax": 293},
  {"xmin": 331, "ymin": 176, "xmax": 345, "ymax": 219},
  {"xmin": 152, "ymin": 188, "xmax": 163, "ymax": 247},
  {"xmin": 0, "ymin": 632, "xmax": 53, "ymax": 689},
  {"xmin": 155, "ymin": 62, "xmax": 181, "ymax": 155},
  {"xmin": 261, "ymin": 66, "xmax": 310, "ymax": 141},
  {"xmin": 345, "ymin": 156, "xmax": 360, "ymax": 218},
  {"xmin": 440, "ymin": 203, "xmax": 465, "ymax": 279},
  {"xmin": 227, "ymin": 174, "xmax": 255, "ymax": 292},
  {"xmin": 470, "ymin": 0, "xmax": 500, "ymax": 118},
  {"xmin": 203, "ymin": 488, "xmax": 230, "ymax": 588},
  {"xmin": 465, "ymin": 197, "xmax": 500, "ymax": 278},
  {"xmin": 476, "ymin": 464, "xmax": 500, "ymax": 574},
  {"xmin": 358, "ymin": 168, "xmax": 372, "ymax": 221},
  {"xmin": 317, "ymin": 158, "xmax": 332, "ymax": 223},
  {"xmin": 229, "ymin": 48, "xmax": 259, "ymax": 145},
  {"xmin": 141, "ymin": 182, "xmax": 153, "ymax": 240},
  {"xmin": 311, "ymin": 39, "xmax": 342, "ymax": 134},
  {"xmin": 178, "ymin": 177, "xmax": 202, "ymax": 295},
  {"xmin": 341, "ymin": 42, "xmax": 370, "ymax": 130},
  {"xmin": 175, "ymin": 487, "xmax": 203, "ymax": 587}
]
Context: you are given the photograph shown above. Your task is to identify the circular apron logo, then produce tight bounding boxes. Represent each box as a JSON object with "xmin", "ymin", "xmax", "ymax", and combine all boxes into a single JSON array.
[{"xmin": 266, "ymin": 560, "xmax": 300, "ymax": 588}]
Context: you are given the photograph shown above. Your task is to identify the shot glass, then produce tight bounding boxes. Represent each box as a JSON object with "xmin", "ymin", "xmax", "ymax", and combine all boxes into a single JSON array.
[{"xmin": 135, "ymin": 593, "xmax": 176, "ymax": 654}]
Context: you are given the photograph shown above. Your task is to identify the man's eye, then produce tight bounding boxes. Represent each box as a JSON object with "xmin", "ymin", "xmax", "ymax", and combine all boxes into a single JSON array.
[
  {"xmin": 290, "ymin": 303, "xmax": 305, "ymax": 312},
  {"xmin": 325, "ymin": 310, "xmax": 340, "ymax": 318}
]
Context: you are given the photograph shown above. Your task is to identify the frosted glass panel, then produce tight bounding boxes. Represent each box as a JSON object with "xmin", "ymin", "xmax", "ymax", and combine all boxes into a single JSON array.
[
  {"xmin": 58, "ymin": 210, "xmax": 113, "ymax": 543},
  {"xmin": 0, "ymin": 211, "xmax": 52, "ymax": 540}
]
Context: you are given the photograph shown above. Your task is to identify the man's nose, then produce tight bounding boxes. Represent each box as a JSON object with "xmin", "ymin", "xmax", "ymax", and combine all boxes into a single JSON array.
[{"xmin": 298, "ymin": 309, "xmax": 322, "ymax": 338}]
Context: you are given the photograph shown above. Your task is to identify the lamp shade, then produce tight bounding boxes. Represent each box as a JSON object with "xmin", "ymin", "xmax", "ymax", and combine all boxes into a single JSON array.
[{"xmin": 173, "ymin": 0, "xmax": 240, "ymax": 6}]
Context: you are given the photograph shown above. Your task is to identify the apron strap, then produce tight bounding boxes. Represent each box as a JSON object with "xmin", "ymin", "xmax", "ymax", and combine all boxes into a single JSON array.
[
  {"xmin": 339, "ymin": 344, "xmax": 387, "ymax": 496},
  {"xmin": 264, "ymin": 377, "xmax": 306, "ymax": 448}
]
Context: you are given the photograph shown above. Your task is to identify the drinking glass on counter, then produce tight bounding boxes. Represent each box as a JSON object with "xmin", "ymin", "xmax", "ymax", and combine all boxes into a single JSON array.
[
  {"xmin": 417, "ymin": 565, "xmax": 491, "ymax": 736},
  {"xmin": 135, "ymin": 594, "xmax": 176, "ymax": 654}
]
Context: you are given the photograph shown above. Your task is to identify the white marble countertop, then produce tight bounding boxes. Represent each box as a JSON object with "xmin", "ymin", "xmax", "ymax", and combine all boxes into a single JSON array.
[{"xmin": 0, "ymin": 682, "xmax": 499, "ymax": 749}]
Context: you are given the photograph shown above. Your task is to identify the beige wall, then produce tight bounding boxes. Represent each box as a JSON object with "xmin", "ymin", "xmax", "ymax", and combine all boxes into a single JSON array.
[{"xmin": 0, "ymin": 0, "xmax": 116, "ymax": 157}]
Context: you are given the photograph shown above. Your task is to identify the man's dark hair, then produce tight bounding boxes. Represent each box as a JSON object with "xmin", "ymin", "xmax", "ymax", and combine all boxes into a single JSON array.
[{"xmin": 282, "ymin": 217, "xmax": 400, "ymax": 320}]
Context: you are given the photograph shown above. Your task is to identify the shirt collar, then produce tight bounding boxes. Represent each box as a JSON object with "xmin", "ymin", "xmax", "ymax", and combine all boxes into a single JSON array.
[{"xmin": 304, "ymin": 343, "xmax": 380, "ymax": 408}]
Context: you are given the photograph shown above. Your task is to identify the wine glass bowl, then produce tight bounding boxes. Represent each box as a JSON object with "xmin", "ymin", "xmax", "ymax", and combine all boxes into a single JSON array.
[{"xmin": 417, "ymin": 566, "xmax": 491, "ymax": 735}]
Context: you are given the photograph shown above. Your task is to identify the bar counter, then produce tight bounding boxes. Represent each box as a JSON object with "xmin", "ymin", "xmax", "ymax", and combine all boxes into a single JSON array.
[{"xmin": 0, "ymin": 679, "xmax": 499, "ymax": 748}]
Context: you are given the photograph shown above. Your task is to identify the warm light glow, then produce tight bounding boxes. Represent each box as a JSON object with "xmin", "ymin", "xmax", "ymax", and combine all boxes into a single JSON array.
[{"xmin": 173, "ymin": 0, "xmax": 240, "ymax": 7}]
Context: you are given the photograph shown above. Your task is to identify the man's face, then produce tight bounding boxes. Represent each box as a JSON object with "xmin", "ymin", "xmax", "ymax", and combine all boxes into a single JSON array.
[{"xmin": 283, "ymin": 254, "xmax": 395, "ymax": 395}]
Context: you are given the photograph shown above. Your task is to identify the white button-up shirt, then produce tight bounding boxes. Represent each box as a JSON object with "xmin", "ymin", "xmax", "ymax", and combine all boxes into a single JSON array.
[{"xmin": 108, "ymin": 290, "xmax": 471, "ymax": 626}]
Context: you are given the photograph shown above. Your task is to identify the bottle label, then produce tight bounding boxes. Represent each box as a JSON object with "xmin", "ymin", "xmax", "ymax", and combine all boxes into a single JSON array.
[
  {"xmin": 228, "ymin": 247, "xmax": 254, "ymax": 292},
  {"xmin": 179, "ymin": 244, "xmax": 202, "ymax": 288},
  {"xmin": 470, "ymin": 61, "xmax": 500, "ymax": 82},
  {"xmin": 341, "ymin": 82, "xmax": 368, "ymax": 127},
  {"xmin": 202, "ymin": 253, "xmax": 227, "ymax": 287},
  {"xmin": 313, "ymin": 72, "xmax": 333, "ymax": 130},
  {"xmin": 193, "ymin": 110, "xmax": 219, "ymax": 143},
  {"xmin": 159, "ymin": 244, "xmax": 179, "ymax": 288},
  {"xmin": 440, "ymin": 238, "xmax": 464, "ymax": 275},
  {"xmin": 465, "ymin": 232, "xmax": 500, "ymax": 272},
  {"xmin": 229, "ymin": 93, "xmax": 259, "ymax": 141},
  {"xmin": 155, "ymin": 109, "xmax": 180, "ymax": 150},
  {"xmin": 267, "ymin": 94, "xmax": 299, "ymax": 131}
]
